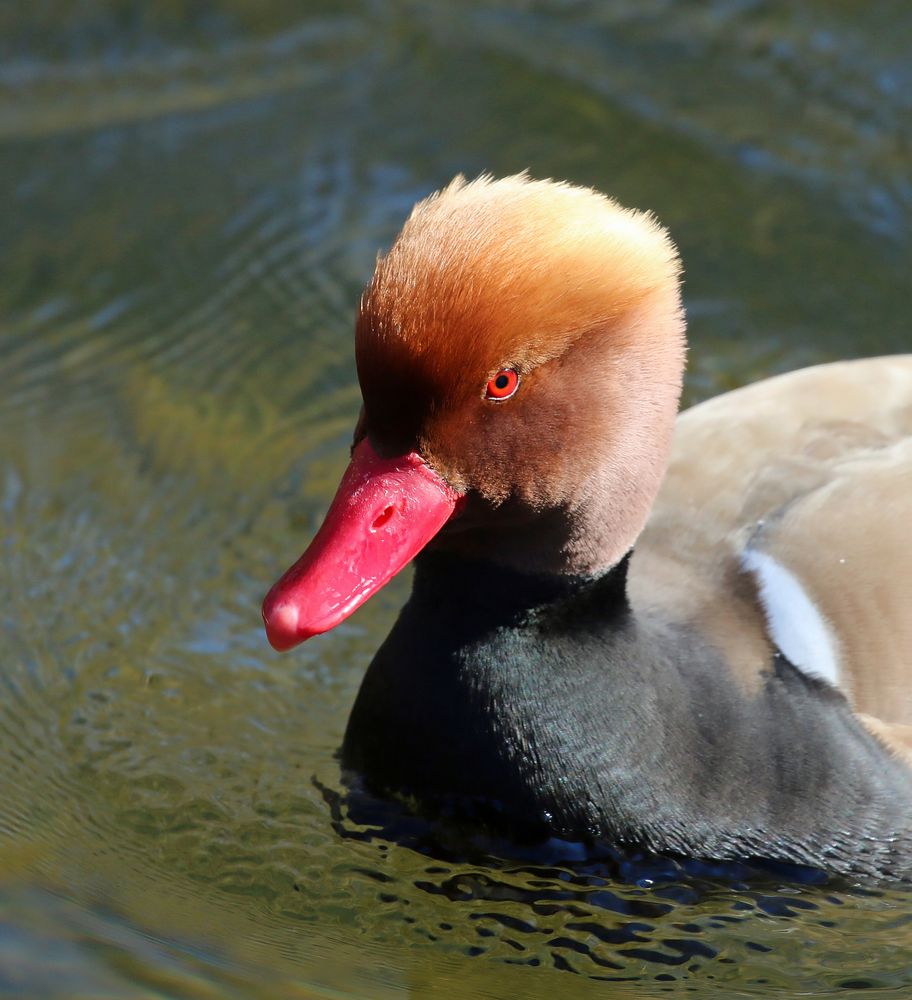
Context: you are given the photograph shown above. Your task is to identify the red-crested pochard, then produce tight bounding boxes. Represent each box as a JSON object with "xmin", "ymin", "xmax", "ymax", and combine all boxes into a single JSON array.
[{"xmin": 263, "ymin": 175, "xmax": 912, "ymax": 880}]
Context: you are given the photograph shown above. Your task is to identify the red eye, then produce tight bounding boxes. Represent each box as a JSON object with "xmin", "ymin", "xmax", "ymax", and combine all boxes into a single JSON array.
[{"xmin": 485, "ymin": 368, "xmax": 520, "ymax": 401}]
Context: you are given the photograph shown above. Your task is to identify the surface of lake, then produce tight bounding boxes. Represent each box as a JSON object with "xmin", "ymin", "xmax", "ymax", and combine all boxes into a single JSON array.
[{"xmin": 1, "ymin": 2, "xmax": 911, "ymax": 996}]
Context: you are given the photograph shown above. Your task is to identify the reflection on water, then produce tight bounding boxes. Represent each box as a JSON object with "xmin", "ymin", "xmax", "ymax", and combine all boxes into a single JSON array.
[
  {"xmin": 1, "ymin": 1, "xmax": 911, "ymax": 996},
  {"xmin": 323, "ymin": 782, "xmax": 867, "ymax": 987}
]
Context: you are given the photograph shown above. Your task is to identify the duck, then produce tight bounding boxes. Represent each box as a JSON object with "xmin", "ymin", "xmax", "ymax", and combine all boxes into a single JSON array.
[{"xmin": 262, "ymin": 174, "xmax": 912, "ymax": 880}]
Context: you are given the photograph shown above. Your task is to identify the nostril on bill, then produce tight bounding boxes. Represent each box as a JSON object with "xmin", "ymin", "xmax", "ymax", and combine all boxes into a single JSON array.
[{"xmin": 371, "ymin": 505, "xmax": 396, "ymax": 531}]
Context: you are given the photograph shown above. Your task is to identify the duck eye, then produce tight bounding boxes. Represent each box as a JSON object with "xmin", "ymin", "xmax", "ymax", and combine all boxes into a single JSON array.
[{"xmin": 485, "ymin": 368, "xmax": 520, "ymax": 401}]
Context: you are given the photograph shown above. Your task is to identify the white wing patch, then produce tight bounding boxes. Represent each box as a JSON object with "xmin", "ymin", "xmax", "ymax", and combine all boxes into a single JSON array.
[{"xmin": 741, "ymin": 548, "xmax": 841, "ymax": 687}]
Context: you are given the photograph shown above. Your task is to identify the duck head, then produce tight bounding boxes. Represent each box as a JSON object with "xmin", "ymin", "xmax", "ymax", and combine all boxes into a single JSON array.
[{"xmin": 263, "ymin": 175, "xmax": 685, "ymax": 650}]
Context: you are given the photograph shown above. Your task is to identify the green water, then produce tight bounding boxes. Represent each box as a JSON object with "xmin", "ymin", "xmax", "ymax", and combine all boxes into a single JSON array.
[{"xmin": 1, "ymin": 2, "xmax": 911, "ymax": 996}]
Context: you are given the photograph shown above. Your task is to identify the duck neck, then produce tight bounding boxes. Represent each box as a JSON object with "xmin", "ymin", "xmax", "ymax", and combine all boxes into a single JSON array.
[
  {"xmin": 408, "ymin": 547, "xmax": 631, "ymax": 627},
  {"xmin": 429, "ymin": 493, "xmax": 644, "ymax": 578}
]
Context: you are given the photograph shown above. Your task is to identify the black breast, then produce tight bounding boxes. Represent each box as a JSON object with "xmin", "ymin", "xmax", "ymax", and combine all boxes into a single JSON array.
[{"xmin": 341, "ymin": 550, "xmax": 912, "ymax": 878}]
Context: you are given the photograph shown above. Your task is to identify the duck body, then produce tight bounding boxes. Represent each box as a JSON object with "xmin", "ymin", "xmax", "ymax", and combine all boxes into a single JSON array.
[
  {"xmin": 344, "ymin": 550, "xmax": 912, "ymax": 878},
  {"xmin": 263, "ymin": 175, "xmax": 912, "ymax": 880}
]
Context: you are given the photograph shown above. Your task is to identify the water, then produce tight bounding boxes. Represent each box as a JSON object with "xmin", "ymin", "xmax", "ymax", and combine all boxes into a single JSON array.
[{"xmin": 1, "ymin": 2, "xmax": 911, "ymax": 996}]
